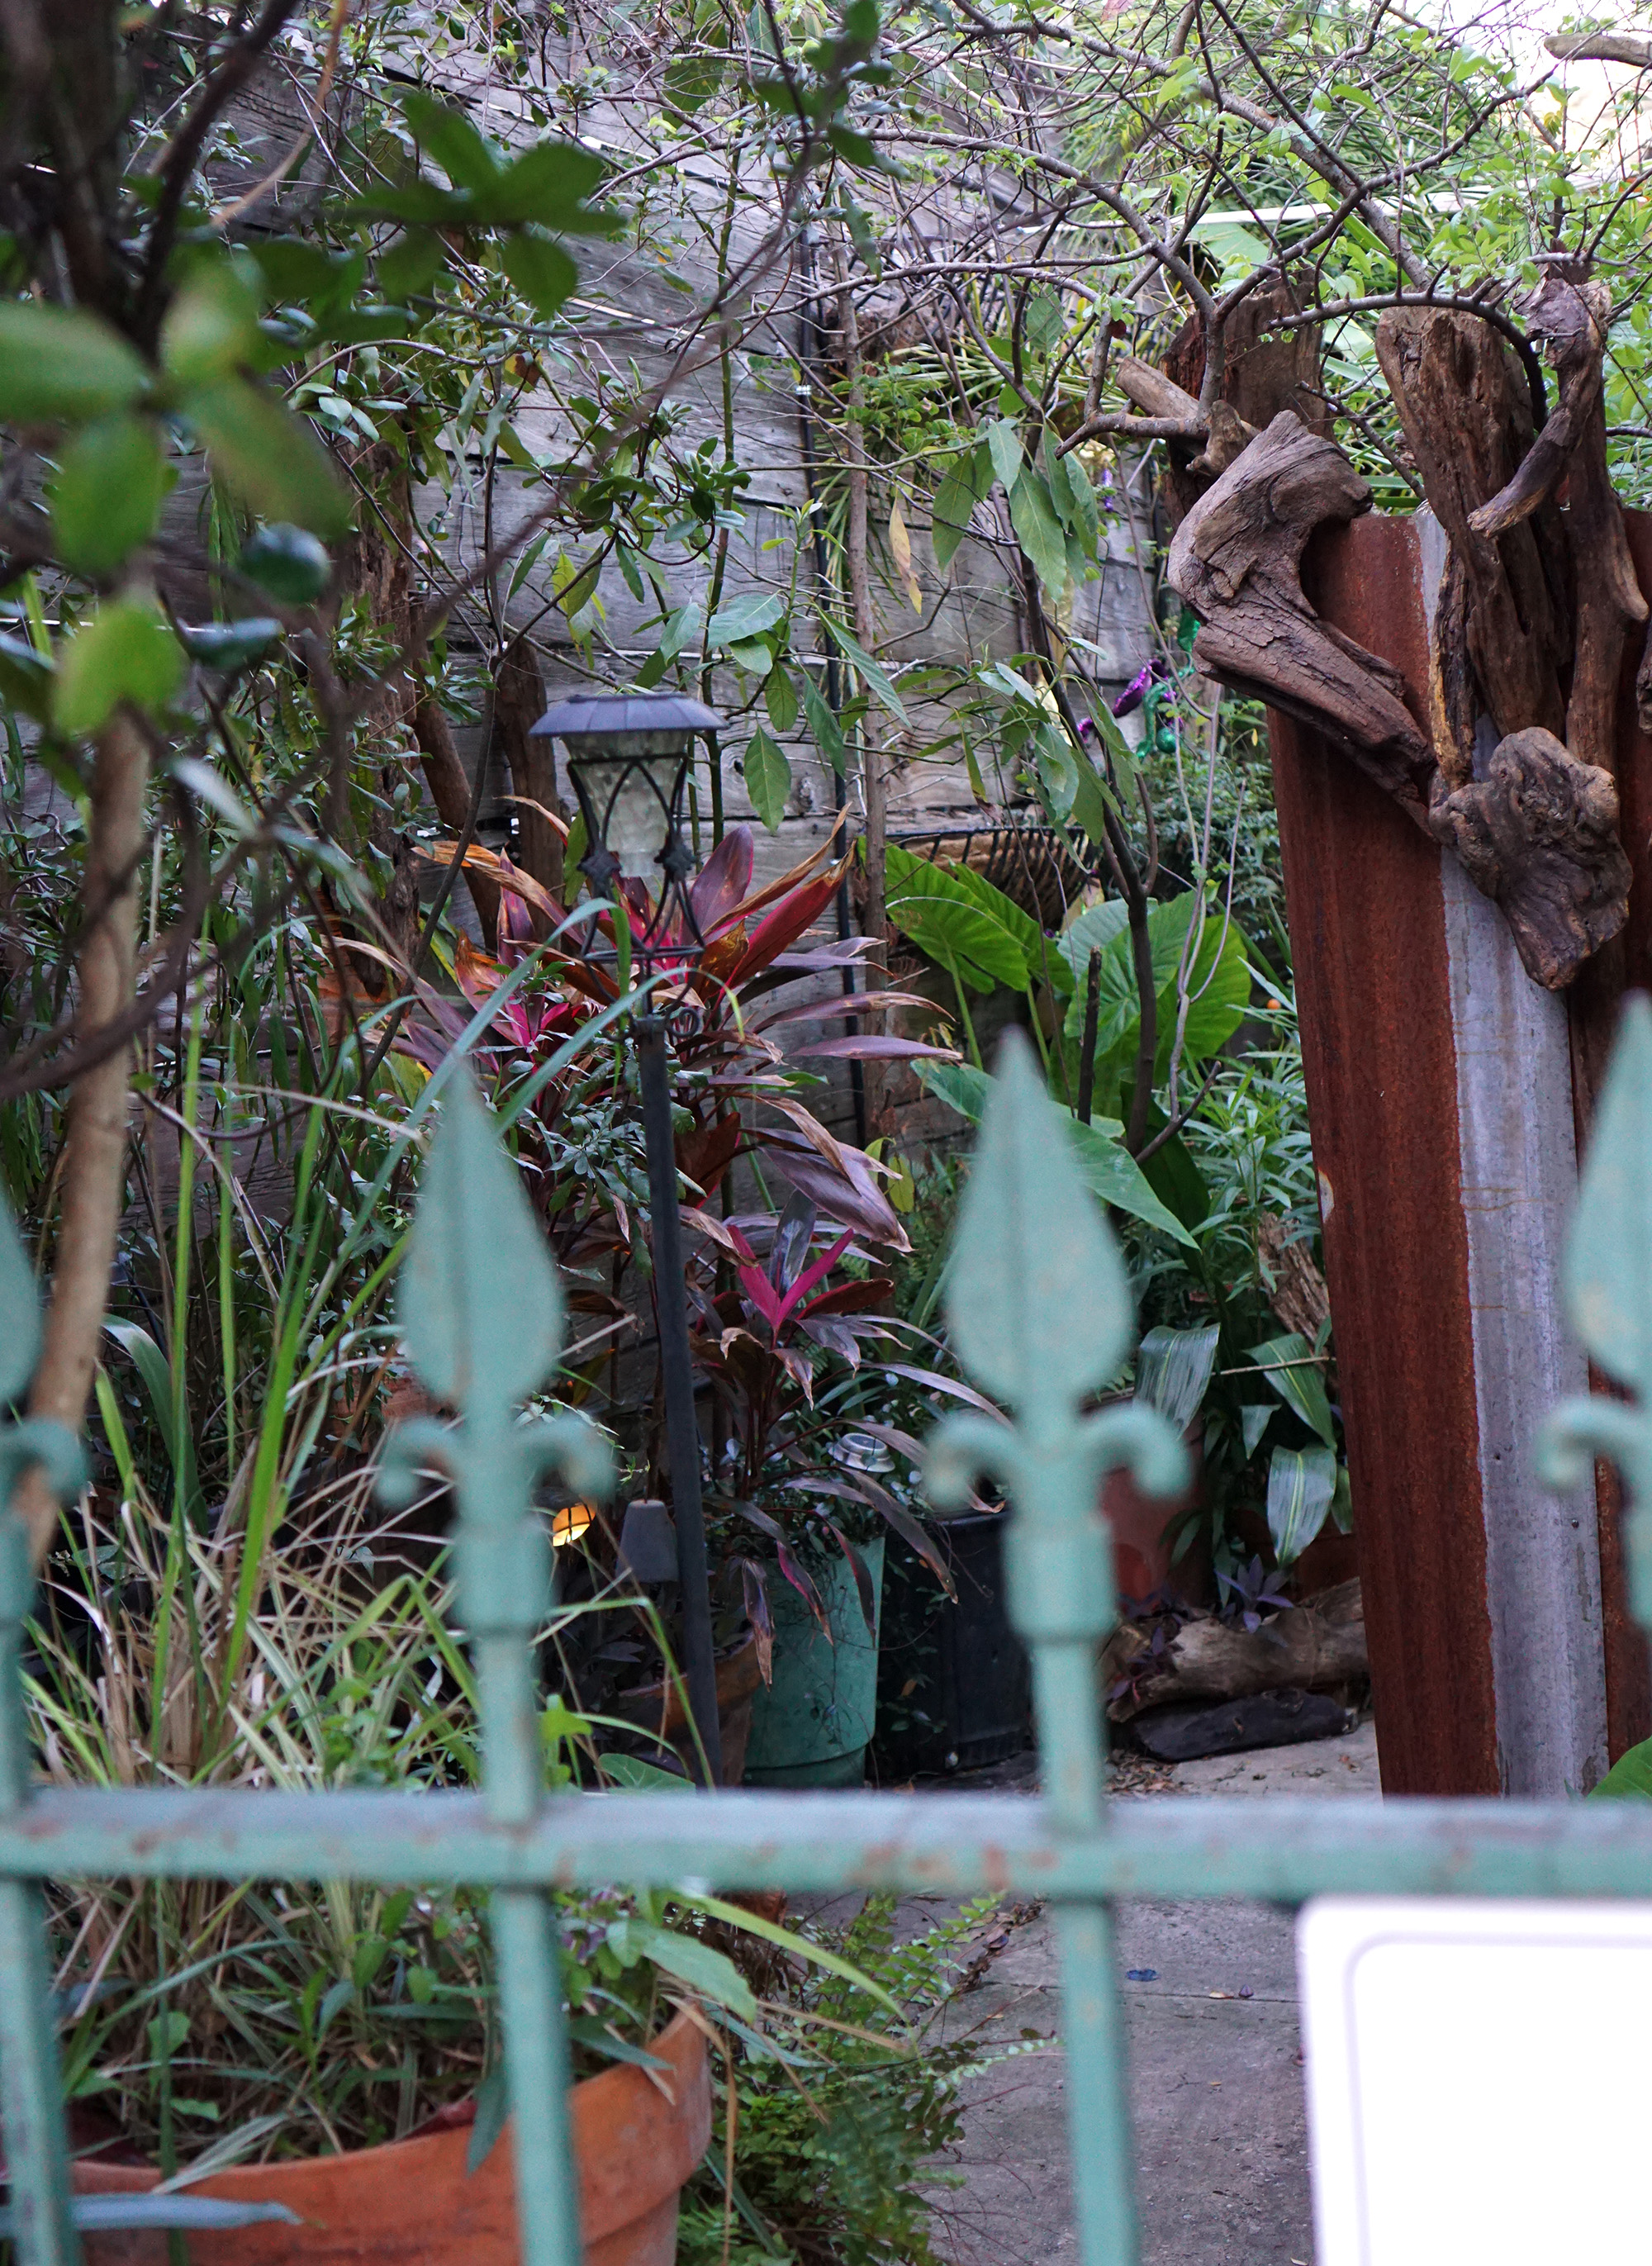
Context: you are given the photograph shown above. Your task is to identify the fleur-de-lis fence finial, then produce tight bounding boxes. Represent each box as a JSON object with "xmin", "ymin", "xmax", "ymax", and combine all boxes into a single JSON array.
[
  {"xmin": 1542, "ymin": 993, "xmax": 1652, "ymax": 1633},
  {"xmin": 923, "ymin": 1032, "xmax": 1189, "ymax": 2266},
  {"xmin": 377, "ymin": 1076, "xmax": 614, "ymax": 2266}
]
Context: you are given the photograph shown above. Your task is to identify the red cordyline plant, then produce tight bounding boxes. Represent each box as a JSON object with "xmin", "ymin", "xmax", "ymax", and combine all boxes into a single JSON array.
[{"xmin": 413, "ymin": 819, "xmax": 960, "ymax": 1644}]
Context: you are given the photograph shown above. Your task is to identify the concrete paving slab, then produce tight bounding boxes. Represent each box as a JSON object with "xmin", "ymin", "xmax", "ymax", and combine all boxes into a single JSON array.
[{"xmin": 927, "ymin": 1717, "xmax": 1379, "ymax": 2266}]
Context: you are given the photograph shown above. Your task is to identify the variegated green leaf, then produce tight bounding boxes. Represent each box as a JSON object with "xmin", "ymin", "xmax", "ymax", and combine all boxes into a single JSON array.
[
  {"xmin": 1249, "ymin": 1332, "xmax": 1336, "ymax": 1447},
  {"xmin": 1136, "ymin": 1323, "xmax": 1220, "ymax": 1432},
  {"xmin": 1564, "ymin": 994, "xmax": 1652, "ymax": 1394},
  {"xmin": 399, "ymin": 1076, "xmax": 563, "ymax": 1417},
  {"xmin": 1266, "ymin": 1442, "xmax": 1336, "ymax": 1564},
  {"xmin": 944, "ymin": 1029, "xmax": 1133, "ymax": 1411}
]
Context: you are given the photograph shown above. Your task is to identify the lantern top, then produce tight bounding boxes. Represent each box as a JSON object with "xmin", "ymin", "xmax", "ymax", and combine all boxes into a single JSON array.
[{"xmin": 529, "ymin": 691, "xmax": 722, "ymax": 742}]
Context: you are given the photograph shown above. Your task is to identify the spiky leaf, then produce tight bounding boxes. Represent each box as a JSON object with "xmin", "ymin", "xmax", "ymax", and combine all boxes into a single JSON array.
[
  {"xmin": 399, "ymin": 1077, "xmax": 563, "ymax": 1416},
  {"xmin": 944, "ymin": 1030, "xmax": 1133, "ymax": 1409}
]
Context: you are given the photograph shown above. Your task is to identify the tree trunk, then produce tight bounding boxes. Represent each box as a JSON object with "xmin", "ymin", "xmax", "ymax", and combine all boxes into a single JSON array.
[
  {"xmin": 493, "ymin": 631, "xmax": 564, "ymax": 900},
  {"xmin": 21, "ymin": 712, "xmax": 149, "ymax": 1565}
]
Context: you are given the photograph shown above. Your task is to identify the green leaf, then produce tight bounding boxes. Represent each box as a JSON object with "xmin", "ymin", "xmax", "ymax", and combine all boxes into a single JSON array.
[
  {"xmin": 1266, "ymin": 1443, "xmax": 1336, "ymax": 1565},
  {"xmin": 743, "ymin": 727, "xmax": 791, "ymax": 833},
  {"xmin": 0, "ymin": 302, "xmax": 147, "ymax": 425},
  {"xmin": 917, "ymin": 1059, "xmax": 993, "ymax": 1124},
  {"xmin": 403, "ymin": 91, "xmax": 502, "ymax": 192},
  {"xmin": 1066, "ymin": 1119, "xmax": 1197, "ymax": 1246},
  {"xmin": 1590, "ymin": 1734, "xmax": 1652, "ymax": 1798},
  {"xmin": 1135, "ymin": 1323, "xmax": 1220, "ymax": 1431},
  {"xmin": 49, "ymin": 415, "xmax": 173, "ymax": 578},
  {"xmin": 467, "ymin": 2067, "xmax": 509, "ymax": 2174},
  {"xmin": 184, "ymin": 380, "xmax": 351, "ymax": 538},
  {"xmin": 1241, "ymin": 1404, "xmax": 1275, "ymax": 1457},
  {"xmin": 1009, "ymin": 469, "xmax": 1067, "ymax": 601},
  {"xmin": 931, "ymin": 451, "xmax": 983, "ymax": 572},
  {"xmin": 656, "ymin": 601, "xmax": 703, "ymax": 662},
  {"xmin": 377, "ymin": 229, "xmax": 447, "ymax": 302},
  {"xmin": 764, "ymin": 667, "xmax": 799, "ymax": 733},
  {"xmin": 1068, "ymin": 751, "xmax": 1120, "ymax": 852},
  {"xmin": 248, "ymin": 239, "xmax": 367, "ymax": 316},
  {"xmin": 0, "ymin": 633, "xmax": 54, "ymax": 723},
  {"xmin": 1248, "ymin": 1332, "xmax": 1336, "ymax": 1447},
  {"xmin": 819, "ymin": 615, "xmax": 906, "ymax": 722},
  {"xmin": 802, "ymin": 675, "xmax": 845, "ymax": 773},
  {"xmin": 885, "ymin": 842, "xmax": 1028, "ymax": 991},
  {"xmin": 400, "ymin": 1076, "xmax": 565, "ymax": 1413},
  {"xmin": 177, "ymin": 618, "xmax": 279, "ymax": 673},
  {"xmin": 239, "ymin": 524, "xmax": 331, "ymax": 605},
  {"xmin": 499, "ymin": 229, "xmax": 579, "ymax": 317},
  {"xmin": 1047, "ymin": 444, "xmax": 1098, "ymax": 558},
  {"xmin": 159, "ymin": 264, "xmax": 261, "ymax": 387},
  {"xmin": 0, "ymin": 1187, "xmax": 40, "ymax": 1405},
  {"xmin": 53, "ymin": 600, "xmax": 183, "ymax": 737},
  {"xmin": 985, "ymin": 416, "xmax": 1022, "ymax": 492},
  {"xmin": 1563, "ymin": 994, "xmax": 1652, "ymax": 1391},
  {"xmin": 725, "ymin": 637, "xmax": 773, "ymax": 673},
  {"xmin": 707, "ymin": 591, "xmax": 785, "ymax": 647},
  {"xmin": 944, "ymin": 1030, "xmax": 1136, "ymax": 1407},
  {"xmin": 617, "ymin": 1920, "xmax": 757, "ymax": 2023},
  {"xmin": 482, "ymin": 140, "xmax": 615, "ymax": 231}
]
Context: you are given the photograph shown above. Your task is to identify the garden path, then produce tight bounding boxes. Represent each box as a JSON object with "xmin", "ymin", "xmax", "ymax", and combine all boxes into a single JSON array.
[{"xmin": 921, "ymin": 1717, "xmax": 1380, "ymax": 2266}]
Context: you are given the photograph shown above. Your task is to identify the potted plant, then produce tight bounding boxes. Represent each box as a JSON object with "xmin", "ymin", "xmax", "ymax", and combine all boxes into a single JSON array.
[{"xmin": 23, "ymin": 1469, "xmax": 807, "ymax": 2265}]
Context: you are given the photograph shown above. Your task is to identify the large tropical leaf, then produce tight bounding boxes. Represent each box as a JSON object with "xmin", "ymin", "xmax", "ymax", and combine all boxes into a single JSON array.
[
  {"xmin": 1248, "ymin": 1332, "xmax": 1336, "ymax": 1447},
  {"xmin": 918, "ymin": 1061, "xmax": 1195, "ymax": 1247},
  {"xmin": 1135, "ymin": 1323, "xmax": 1221, "ymax": 1431},
  {"xmin": 885, "ymin": 843, "xmax": 1028, "ymax": 993}
]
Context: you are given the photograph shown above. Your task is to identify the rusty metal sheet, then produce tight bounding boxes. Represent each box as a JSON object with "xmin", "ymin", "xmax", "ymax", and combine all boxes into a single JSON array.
[{"xmin": 1267, "ymin": 515, "xmax": 1498, "ymax": 1796}]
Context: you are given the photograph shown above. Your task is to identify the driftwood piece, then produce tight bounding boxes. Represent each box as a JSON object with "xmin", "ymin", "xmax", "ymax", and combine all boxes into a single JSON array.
[
  {"xmin": 1104, "ymin": 1579, "xmax": 1367, "ymax": 1722},
  {"xmin": 1374, "ymin": 306, "xmax": 1570, "ymax": 758},
  {"xmin": 1158, "ymin": 282, "xmax": 1327, "ymax": 521},
  {"xmin": 1565, "ymin": 397, "xmax": 1650, "ymax": 775},
  {"xmin": 1166, "ymin": 411, "xmax": 1438, "ymax": 817},
  {"xmin": 1256, "ymin": 1212, "xmax": 1331, "ymax": 1343},
  {"xmin": 1430, "ymin": 728, "xmax": 1631, "ymax": 989},
  {"xmin": 1468, "ymin": 276, "xmax": 1607, "ymax": 540}
]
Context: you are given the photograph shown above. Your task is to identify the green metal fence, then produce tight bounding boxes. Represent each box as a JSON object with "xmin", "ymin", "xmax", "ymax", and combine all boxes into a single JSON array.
[{"xmin": 7, "ymin": 1011, "xmax": 1652, "ymax": 2266}]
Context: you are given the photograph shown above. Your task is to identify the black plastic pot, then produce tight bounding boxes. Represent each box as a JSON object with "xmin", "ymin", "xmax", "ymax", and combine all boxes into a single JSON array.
[{"xmin": 872, "ymin": 1510, "xmax": 1030, "ymax": 1777}]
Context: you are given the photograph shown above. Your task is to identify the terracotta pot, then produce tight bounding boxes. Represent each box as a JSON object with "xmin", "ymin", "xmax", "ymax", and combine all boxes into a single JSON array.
[{"xmin": 73, "ymin": 2006, "xmax": 710, "ymax": 2266}]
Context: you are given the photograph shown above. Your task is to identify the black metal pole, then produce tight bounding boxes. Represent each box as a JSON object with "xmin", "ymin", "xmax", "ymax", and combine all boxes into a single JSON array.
[{"xmin": 634, "ymin": 1014, "xmax": 723, "ymax": 1786}]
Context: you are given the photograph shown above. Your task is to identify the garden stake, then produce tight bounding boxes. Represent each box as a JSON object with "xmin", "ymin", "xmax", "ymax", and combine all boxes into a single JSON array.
[{"xmin": 9, "ymin": 1020, "xmax": 1652, "ymax": 2264}]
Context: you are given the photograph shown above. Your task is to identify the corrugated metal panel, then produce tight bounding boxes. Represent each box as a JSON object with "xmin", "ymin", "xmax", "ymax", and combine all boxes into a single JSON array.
[{"xmin": 1267, "ymin": 514, "xmax": 1498, "ymax": 1795}]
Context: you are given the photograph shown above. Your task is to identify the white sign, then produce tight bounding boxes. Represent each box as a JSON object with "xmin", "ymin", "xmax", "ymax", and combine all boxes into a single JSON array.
[{"xmin": 1297, "ymin": 1895, "xmax": 1652, "ymax": 2266}]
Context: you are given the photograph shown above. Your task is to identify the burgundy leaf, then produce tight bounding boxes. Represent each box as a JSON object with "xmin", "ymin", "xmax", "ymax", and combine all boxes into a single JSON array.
[
  {"xmin": 823, "ymin": 1520, "xmax": 878, "ymax": 1633},
  {"xmin": 845, "ymin": 1475, "xmax": 958, "ymax": 1599},
  {"xmin": 734, "ymin": 1556, "xmax": 774, "ymax": 1684},
  {"xmin": 789, "ymin": 1036, "xmax": 961, "ymax": 1062},
  {"xmin": 688, "ymin": 825, "xmax": 755, "ymax": 937}
]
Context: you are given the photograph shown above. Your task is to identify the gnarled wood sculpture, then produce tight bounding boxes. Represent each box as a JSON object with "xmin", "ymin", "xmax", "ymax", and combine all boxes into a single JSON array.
[{"xmin": 1167, "ymin": 276, "xmax": 1645, "ymax": 993}]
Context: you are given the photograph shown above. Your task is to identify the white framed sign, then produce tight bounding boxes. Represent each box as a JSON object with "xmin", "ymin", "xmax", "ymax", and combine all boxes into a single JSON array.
[{"xmin": 1297, "ymin": 1894, "xmax": 1652, "ymax": 2266}]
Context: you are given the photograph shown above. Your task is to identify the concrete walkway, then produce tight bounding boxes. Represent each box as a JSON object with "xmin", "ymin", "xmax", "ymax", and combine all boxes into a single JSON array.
[{"xmin": 927, "ymin": 1720, "xmax": 1380, "ymax": 2266}]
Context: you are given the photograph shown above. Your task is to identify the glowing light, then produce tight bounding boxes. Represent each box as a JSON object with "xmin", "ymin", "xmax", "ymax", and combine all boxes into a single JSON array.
[{"xmin": 551, "ymin": 1503, "xmax": 595, "ymax": 1547}]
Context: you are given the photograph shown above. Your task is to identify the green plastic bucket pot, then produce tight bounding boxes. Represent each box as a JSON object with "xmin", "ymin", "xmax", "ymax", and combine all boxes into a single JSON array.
[{"xmin": 743, "ymin": 1537, "xmax": 885, "ymax": 1788}]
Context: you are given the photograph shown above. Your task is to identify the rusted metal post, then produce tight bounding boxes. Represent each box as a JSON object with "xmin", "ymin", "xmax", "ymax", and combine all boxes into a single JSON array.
[{"xmin": 1265, "ymin": 510, "xmax": 1652, "ymax": 1795}]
